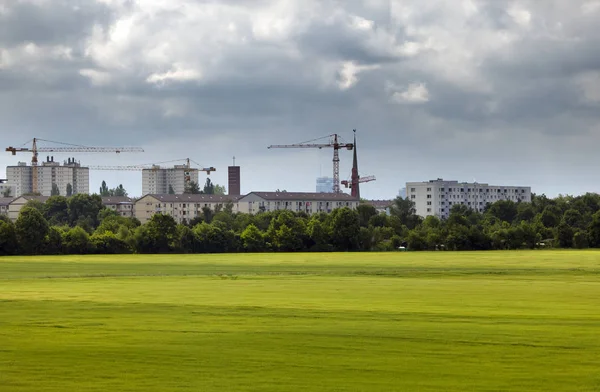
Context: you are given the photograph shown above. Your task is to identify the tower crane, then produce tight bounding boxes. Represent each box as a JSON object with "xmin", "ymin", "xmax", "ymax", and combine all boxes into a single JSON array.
[
  {"xmin": 89, "ymin": 158, "xmax": 216, "ymax": 175},
  {"xmin": 341, "ymin": 175, "xmax": 376, "ymax": 191},
  {"xmin": 268, "ymin": 133, "xmax": 354, "ymax": 193},
  {"xmin": 5, "ymin": 138, "xmax": 144, "ymax": 194}
]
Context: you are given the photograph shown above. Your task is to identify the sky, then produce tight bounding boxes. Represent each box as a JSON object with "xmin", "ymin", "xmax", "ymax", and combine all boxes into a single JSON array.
[{"xmin": 1, "ymin": 0, "xmax": 600, "ymax": 200}]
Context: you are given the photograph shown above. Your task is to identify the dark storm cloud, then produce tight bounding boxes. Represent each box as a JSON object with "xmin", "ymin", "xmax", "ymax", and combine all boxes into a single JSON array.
[{"xmin": 0, "ymin": 1, "xmax": 114, "ymax": 47}]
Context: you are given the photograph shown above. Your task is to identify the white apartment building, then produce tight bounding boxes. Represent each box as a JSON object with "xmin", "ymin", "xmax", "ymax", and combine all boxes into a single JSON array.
[
  {"xmin": 142, "ymin": 165, "xmax": 200, "ymax": 195},
  {"xmin": 134, "ymin": 194, "xmax": 241, "ymax": 224},
  {"xmin": 238, "ymin": 192, "xmax": 359, "ymax": 214},
  {"xmin": 6, "ymin": 157, "xmax": 89, "ymax": 197},
  {"xmin": 406, "ymin": 178, "xmax": 532, "ymax": 219}
]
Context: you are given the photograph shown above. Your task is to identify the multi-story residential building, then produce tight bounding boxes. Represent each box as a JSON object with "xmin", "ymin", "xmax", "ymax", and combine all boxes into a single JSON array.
[
  {"xmin": 142, "ymin": 164, "xmax": 200, "ymax": 195},
  {"xmin": 0, "ymin": 181, "xmax": 15, "ymax": 198},
  {"xmin": 102, "ymin": 197, "xmax": 135, "ymax": 218},
  {"xmin": 6, "ymin": 157, "xmax": 89, "ymax": 197},
  {"xmin": 316, "ymin": 177, "xmax": 334, "ymax": 193},
  {"xmin": 7, "ymin": 195, "xmax": 49, "ymax": 221},
  {"xmin": 238, "ymin": 192, "xmax": 359, "ymax": 215},
  {"xmin": 134, "ymin": 194, "xmax": 241, "ymax": 224},
  {"xmin": 0, "ymin": 198, "xmax": 13, "ymax": 217},
  {"xmin": 406, "ymin": 178, "xmax": 532, "ymax": 219}
]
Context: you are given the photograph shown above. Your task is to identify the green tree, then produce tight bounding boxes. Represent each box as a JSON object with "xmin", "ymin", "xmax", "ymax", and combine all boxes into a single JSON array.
[
  {"xmin": 99, "ymin": 181, "xmax": 110, "ymax": 196},
  {"xmin": 143, "ymin": 213, "xmax": 178, "ymax": 253},
  {"xmin": 390, "ymin": 197, "xmax": 422, "ymax": 229},
  {"xmin": 66, "ymin": 183, "xmax": 73, "ymax": 197},
  {"xmin": 203, "ymin": 178, "xmax": 215, "ymax": 194},
  {"xmin": 44, "ymin": 196, "xmax": 69, "ymax": 226},
  {"xmin": 573, "ymin": 231, "xmax": 589, "ymax": 249},
  {"xmin": 68, "ymin": 194, "xmax": 104, "ymax": 228},
  {"xmin": 184, "ymin": 181, "xmax": 201, "ymax": 194},
  {"xmin": 273, "ymin": 224, "xmax": 303, "ymax": 251},
  {"xmin": 90, "ymin": 231, "xmax": 130, "ymax": 254},
  {"xmin": 51, "ymin": 183, "xmax": 60, "ymax": 196},
  {"xmin": 2, "ymin": 187, "xmax": 11, "ymax": 197},
  {"xmin": 15, "ymin": 206, "xmax": 49, "ymax": 254},
  {"xmin": 486, "ymin": 200, "xmax": 518, "ymax": 223},
  {"xmin": 44, "ymin": 227, "xmax": 64, "ymax": 255},
  {"xmin": 62, "ymin": 226, "xmax": 91, "ymax": 254},
  {"xmin": 307, "ymin": 217, "xmax": 330, "ymax": 251},
  {"xmin": 112, "ymin": 184, "xmax": 128, "ymax": 197},
  {"xmin": 0, "ymin": 220, "xmax": 18, "ymax": 255},
  {"xmin": 328, "ymin": 207, "xmax": 360, "ymax": 251},
  {"xmin": 356, "ymin": 204, "xmax": 377, "ymax": 227},
  {"xmin": 214, "ymin": 184, "xmax": 226, "ymax": 195},
  {"xmin": 168, "ymin": 184, "xmax": 175, "ymax": 194},
  {"xmin": 556, "ymin": 222, "xmax": 574, "ymax": 248}
]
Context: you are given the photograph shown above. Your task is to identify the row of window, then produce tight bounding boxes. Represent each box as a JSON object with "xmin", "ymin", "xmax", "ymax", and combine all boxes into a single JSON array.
[{"xmin": 414, "ymin": 187, "xmax": 527, "ymax": 194}]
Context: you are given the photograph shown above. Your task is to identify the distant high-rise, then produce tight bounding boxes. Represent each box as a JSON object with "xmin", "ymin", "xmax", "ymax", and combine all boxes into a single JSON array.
[
  {"xmin": 398, "ymin": 187, "xmax": 407, "ymax": 199},
  {"xmin": 228, "ymin": 165, "xmax": 241, "ymax": 196},
  {"xmin": 316, "ymin": 177, "xmax": 334, "ymax": 193},
  {"xmin": 142, "ymin": 164, "xmax": 199, "ymax": 195},
  {"xmin": 6, "ymin": 157, "xmax": 89, "ymax": 197}
]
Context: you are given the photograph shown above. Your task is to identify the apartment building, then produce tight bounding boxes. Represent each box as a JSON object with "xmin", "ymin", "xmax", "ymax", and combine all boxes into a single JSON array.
[
  {"xmin": 0, "ymin": 182, "xmax": 15, "ymax": 198},
  {"xmin": 7, "ymin": 195, "xmax": 49, "ymax": 221},
  {"xmin": 102, "ymin": 197, "xmax": 134, "ymax": 218},
  {"xmin": 142, "ymin": 165, "xmax": 200, "ymax": 195},
  {"xmin": 0, "ymin": 198, "xmax": 13, "ymax": 217},
  {"xmin": 237, "ymin": 192, "xmax": 359, "ymax": 215},
  {"xmin": 406, "ymin": 178, "xmax": 532, "ymax": 219},
  {"xmin": 134, "ymin": 194, "xmax": 241, "ymax": 224},
  {"xmin": 6, "ymin": 157, "xmax": 89, "ymax": 197}
]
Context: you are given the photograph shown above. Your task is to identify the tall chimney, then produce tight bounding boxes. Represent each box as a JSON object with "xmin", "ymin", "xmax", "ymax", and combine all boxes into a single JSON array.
[{"xmin": 228, "ymin": 156, "xmax": 241, "ymax": 196}]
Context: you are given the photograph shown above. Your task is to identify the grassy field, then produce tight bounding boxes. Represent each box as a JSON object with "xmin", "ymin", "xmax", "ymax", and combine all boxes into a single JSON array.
[{"xmin": 1, "ymin": 251, "xmax": 600, "ymax": 391}]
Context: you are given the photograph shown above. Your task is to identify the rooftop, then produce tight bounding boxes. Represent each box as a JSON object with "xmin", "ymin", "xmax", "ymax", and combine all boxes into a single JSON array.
[
  {"xmin": 101, "ymin": 197, "xmax": 134, "ymax": 205},
  {"xmin": 144, "ymin": 194, "xmax": 242, "ymax": 202},
  {"xmin": 246, "ymin": 192, "xmax": 358, "ymax": 201}
]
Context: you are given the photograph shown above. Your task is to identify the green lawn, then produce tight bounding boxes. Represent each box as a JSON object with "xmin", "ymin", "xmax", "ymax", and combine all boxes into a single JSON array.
[{"xmin": 1, "ymin": 251, "xmax": 600, "ymax": 391}]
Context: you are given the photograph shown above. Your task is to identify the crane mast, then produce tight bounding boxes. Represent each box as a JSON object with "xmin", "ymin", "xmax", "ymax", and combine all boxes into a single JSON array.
[{"xmin": 268, "ymin": 133, "xmax": 354, "ymax": 193}]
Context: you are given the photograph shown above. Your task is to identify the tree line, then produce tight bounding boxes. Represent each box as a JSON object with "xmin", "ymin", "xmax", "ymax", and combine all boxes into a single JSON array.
[{"xmin": 2, "ymin": 192, "xmax": 600, "ymax": 256}]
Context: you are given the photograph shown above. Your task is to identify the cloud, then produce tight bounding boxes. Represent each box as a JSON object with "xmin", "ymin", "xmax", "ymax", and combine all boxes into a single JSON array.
[
  {"xmin": 388, "ymin": 82, "xmax": 430, "ymax": 104},
  {"xmin": 1, "ymin": 0, "xmax": 600, "ymax": 200}
]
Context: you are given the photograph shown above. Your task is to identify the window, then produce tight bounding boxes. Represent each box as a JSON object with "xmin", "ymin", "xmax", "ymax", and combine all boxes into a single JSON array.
[
  {"xmin": 411, "ymin": 195, "xmax": 416, "ymax": 199},
  {"xmin": 427, "ymin": 187, "xmax": 432, "ymax": 191},
  {"xmin": 427, "ymin": 194, "xmax": 432, "ymax": 199},
  {"xmin": 440, "ymin": 188, "xmax": 445, "ymax": 192},
  {"xmin": 427, "ymin": 208, "xmax": 431, "ymax": 212},
  {"xmin": 427, "ymin": 201, "xmax": 432, "ymax": 206},
  {"xmin": 460, "ymin": 188, "xmax": 464, "ymax": 192},
  {"xmin": 411, "ymin": 188, "xmax": 415, "ymax": 192}
]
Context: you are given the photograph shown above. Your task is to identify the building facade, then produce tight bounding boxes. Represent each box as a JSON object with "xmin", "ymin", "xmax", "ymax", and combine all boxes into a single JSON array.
[
  {"xmin": 7, "ymin": 195, "xmax": 49, "ymax": 221},
  {"xmin": 238, "ymin": 192, "xmax": 359, "ymax": 215},
  {"xmin": 6, "ymin": 157, "xmax": 89, "ymax": 197},
  {"xmin": 102, "ymin": 197, "xmax": 135, "ymax": 218},
  {"xmin": 142, "ymin": 165, "xmax": 200, "ymax": 195},
  {"xmin": 0, "ymin": 198, "xmax": 13, "ymax": 217},
  {"xmin": 406, "ymin": 179, "xmax": 532, "ymax": 219},
  {"xmin": 228, "ymin": 166, "xmax": 241, "ymax": 196},
  {"xmin": 316, "ymin": 177, "xmax": 334, "ymax": 193},
  {"xmin": 134, "ymin": 194, "xmax": 240, "ymax": 224},
  {"xmin": 0, "ymin": 182, "xmax": 15, "ymax": 198}
]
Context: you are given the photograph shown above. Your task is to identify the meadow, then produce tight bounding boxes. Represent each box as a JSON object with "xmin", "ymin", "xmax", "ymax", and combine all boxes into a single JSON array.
[{"xmin": 1, "ymin": 251, "xmax": 600, "ymax": 391}]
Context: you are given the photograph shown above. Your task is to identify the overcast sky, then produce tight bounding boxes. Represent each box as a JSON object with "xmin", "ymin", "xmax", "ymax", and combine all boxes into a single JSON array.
[{"xmin": 1, "ymin": 0, "xmax": 599, "ymax": 199}]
